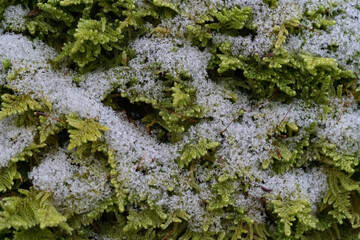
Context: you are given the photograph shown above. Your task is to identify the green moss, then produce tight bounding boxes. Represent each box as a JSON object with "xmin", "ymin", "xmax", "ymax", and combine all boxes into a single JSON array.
[{"xmin": 1, "ymin": 0, "xmax": 360, "ymax": 239}]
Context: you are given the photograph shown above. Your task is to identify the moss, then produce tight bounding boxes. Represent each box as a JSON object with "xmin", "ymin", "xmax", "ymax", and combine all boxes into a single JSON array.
[{"xmin": 1, "ymin": 0, "xmax": 360, "ymax": 239}]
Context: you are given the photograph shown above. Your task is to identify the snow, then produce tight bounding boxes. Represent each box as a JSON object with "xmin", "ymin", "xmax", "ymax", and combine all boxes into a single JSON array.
[
  {"xmin": 0, "ymin": 32, "xmax": 331, "ymax": 227},
  {"xmin": 3, "ymin": 5, "xmax": 28, "ymax": 31},
  {"xmin": 1, "ymin": 0, "xmax": 360, "ymax": 230},
  {"xmin": 0, "ymin": 117, "xmax": 35, "ymax": 168},
  {"xmin": 29, "ymin": 148, "xmax": 113, "ymax": 214}
]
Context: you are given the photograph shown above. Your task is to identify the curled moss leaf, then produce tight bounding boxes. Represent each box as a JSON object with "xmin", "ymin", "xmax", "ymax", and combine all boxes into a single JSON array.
[{"xmin": 66, "ymin": 113, "xmax": 109, "ymax": 150}]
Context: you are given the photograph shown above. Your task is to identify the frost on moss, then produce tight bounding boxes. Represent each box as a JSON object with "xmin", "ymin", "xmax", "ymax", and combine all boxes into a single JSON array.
[
  {"xmin": 2, "ymin": 5, "xmax": 28, "ymax": 31},
  {"xmin": 29, "ymin": 148, "xmax": 112, "ymax": 214},
  {"xmin": 1, "ymin": 0, "xmax": 360, "ymax": 239},
  {"xmin": 0, "ymin": 117, "xmax": 35, "ymax": 168}
]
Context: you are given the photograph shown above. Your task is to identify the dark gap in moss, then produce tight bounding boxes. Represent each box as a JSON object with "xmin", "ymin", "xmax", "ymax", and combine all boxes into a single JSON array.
[
  {"xmin": 57, "ymin": 128, "xmax": 71, "ymax": 149},
  {"xmin": 111, "ymin": 95, "xmax": 154, "ymax": 121}
]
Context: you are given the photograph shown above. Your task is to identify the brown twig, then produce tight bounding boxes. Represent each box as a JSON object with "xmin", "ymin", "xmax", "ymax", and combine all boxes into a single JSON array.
[
  {"xmin": 135, "ymin": 158, "xmax": 145, "ymax": 171},
  {"xmin": 26, "ymin": 7, "xmax": 40, "ymax": 17},
  {"xmin": 162, "ymin": 223, "xmax": 178, "ymax": 240},
  {"xmin": 145, "ymin": 120, "xmax": 157, "ymax": 134},
  {"xmin": 272, "ymin": 99, "xmax": 294, "ymax": 134},
  {"xmin": 220, "ymin": 91, "xmax": 277, "ymax": 136},
  {"xmin": 277, "ymin": 134, "xmax": 287, "ymax": 138},
  {"xmin": 34, "ymin": 112, "xmax": 65, "ymax": 122},
  {"xmin": 217, "ymin": 155, "xmax": 225, "ymax": 165},
  {"xmin": 90, "ymin": 222, "xmax": 101, "ymax": 234},
  {"xmin": 0, "ymin": 192, "xmax": 17, "ymax": 201},
  {"xmin": 254, "ymin": 182, "xmax": 273, "ymax": 192},
  {"xmin": 220, "ymin": 115, "xmax": 239, "ymax": 136},
  {"xmin": 248, "ymin": 92, "xmax": 277, "ymax": 113},
  {"xmin": 296, "ymin": 24, "xmax": 321, "ymax": 35},
  {"xmin": 275, "ymin": 149, "xmax": 282, "ymax": 159},
  {"xmin": 260, "ymin": 52, "xmax": 276, "ymax": 60},
  {"xmin": 136, "ymin": 158, "xmax": 156, "ymax": 171},
  {"xmin": 260, "ymin": 185, "xmax": 273, "ymax": 193}
]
